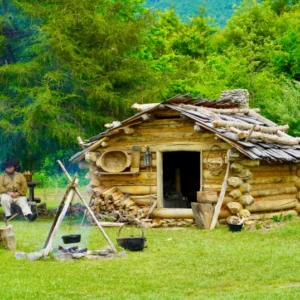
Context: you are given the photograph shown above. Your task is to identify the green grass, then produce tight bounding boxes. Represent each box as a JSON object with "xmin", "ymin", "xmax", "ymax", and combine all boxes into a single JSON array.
[{"xmin": 1, "ymin": 217, "xmax": 300, "ymax": 299}]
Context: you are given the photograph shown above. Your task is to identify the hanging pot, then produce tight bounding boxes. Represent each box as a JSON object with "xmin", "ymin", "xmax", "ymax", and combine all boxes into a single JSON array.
[
  {"xmin": 62, "ymin": 234, "xmax": 81, "ymax": 244},
  {"xmin": 116, "ymin": 224, "xmax": 146, "ymax": 251}
]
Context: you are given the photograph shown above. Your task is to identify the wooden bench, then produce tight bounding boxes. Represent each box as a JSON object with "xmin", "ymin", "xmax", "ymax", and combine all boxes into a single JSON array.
[{"xmin": 27, "ymin": 181, "xmax": 42, "ymax": 214}]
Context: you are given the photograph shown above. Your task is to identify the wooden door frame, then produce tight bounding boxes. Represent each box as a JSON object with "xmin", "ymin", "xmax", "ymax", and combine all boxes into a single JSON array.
[{"xmin": 156, "ymin": 148, "xmax": 202, "ymax": 209}]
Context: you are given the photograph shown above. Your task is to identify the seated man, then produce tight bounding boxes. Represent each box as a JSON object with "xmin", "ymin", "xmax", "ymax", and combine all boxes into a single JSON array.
[{"xmin": 0, "ymin": 160, "xmax": 37, "ymax": 221}]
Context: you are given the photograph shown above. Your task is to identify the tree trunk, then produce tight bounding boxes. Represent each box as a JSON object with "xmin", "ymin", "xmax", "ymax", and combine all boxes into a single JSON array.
[
  {"xmin": 0, "ymin": 225, "xmax": 16, "ymax": 250},
  {"xmin": 191, "ymin": 202, "xmax": 214, "ymax": 229}
]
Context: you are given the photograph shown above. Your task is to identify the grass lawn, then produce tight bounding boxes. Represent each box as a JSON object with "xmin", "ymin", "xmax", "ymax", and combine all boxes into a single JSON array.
[
  {"xmin": 1, "ymin": 188, "xmax": 300, "ymax": 299},
  {"xmin": 1, "ymin": 216, "xmax": 300, "ymax": 299}
]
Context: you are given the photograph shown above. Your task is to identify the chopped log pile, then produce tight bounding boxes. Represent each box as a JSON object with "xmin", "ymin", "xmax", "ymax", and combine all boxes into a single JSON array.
[{"xmin": 87, "ymin": 184, "xmax": 195, "ymax": 227}]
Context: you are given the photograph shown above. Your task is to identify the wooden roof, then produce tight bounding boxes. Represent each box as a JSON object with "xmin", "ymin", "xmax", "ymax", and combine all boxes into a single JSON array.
[{"xmin": 70, "ymin": 92, "xmax": 300, "ymax": 163}]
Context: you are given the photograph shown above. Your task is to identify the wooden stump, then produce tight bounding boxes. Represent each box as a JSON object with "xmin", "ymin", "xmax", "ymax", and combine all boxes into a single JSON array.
[
  {"xmin": 0, "ymin": 225, "xmax": 16, "ymax": 250},
  {"xmin": 191, "ymin": 202, "xmax": 214, "ymax": 229}
]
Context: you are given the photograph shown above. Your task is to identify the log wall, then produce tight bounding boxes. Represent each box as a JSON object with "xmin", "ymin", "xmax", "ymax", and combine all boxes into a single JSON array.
[
  {"xmin": 83, "ymin": 116, "xmax": 300, "ymax": 224},
  {"xmin": 86, "ymin": 118, "xmax": 230, "ymax": 195}
]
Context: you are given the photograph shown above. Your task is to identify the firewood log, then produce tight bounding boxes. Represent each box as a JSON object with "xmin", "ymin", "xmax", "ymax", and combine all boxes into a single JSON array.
[
  {"xmin": 213, "ymin": 120, "xmax": 289, "ymax": 133},
  {"xmin": 229, "ymin": 189, "xmax": 242, "ymax": 199},
  {"xmin": 239, "ymin": 195, "xmax": 254, "ymax": 205},
  {"xmin": 230, "ymin": 163, "xmax": 244, "ymax": 173},
  {"xmin": 90, "ymin": 178, "xmax": 100, "ymax": 187},
  {"xmin": 238, "ymin": 169, "xmax": 252, "ymax": 180},
  {"xmin": 238, "ymin": 209, "xmax": 251, "ymax": 217},
  {"xmin": 240, "ymin": 183, "xmax": 252, "ymax": 193},
  {"xmin": 226, "ymin": 202, "xmax": 243, "ymax": 214},
  {"xmin": 228, "ymin": 177, "xmax": 243, "ymax": 188}
]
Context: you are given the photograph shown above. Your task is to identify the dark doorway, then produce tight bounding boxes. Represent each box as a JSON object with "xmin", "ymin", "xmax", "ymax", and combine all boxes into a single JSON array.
[{"xmin": 162, "ymin": 151, "xmax": 200, "ymax": 208}]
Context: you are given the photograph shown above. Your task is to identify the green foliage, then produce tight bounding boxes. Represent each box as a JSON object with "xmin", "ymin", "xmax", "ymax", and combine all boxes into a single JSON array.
[
  {"xmin": 273, "ymin": 213, "xmax": 294, "ymax": 222},
  {"xmin": 0, "ymin": 0, "xmax": 300, "ymax": 181}
]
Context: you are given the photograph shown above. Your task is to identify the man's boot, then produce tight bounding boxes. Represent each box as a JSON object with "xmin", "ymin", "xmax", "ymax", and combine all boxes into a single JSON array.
[{"xmin": 26, "ymin": 213, "xmax": 37, "ymax": 222}]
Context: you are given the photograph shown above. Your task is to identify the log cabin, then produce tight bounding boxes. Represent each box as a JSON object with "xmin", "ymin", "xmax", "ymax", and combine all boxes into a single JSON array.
[{"xmin": 70, "ymin": 89, "xmax": 300, "ymax": 228}]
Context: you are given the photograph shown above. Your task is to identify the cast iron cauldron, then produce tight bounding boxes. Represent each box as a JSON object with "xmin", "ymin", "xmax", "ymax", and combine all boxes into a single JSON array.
[
  {"xmin": 228, "ymin": 223, "xmax": 243, "ymax": 232},
  {"xmin": 116, "ymin": 224, "xmax": 146, "ymax": 251},
  {"xmin": 62, "ymin": 234, "xmax": 81, "ymax": 244}
]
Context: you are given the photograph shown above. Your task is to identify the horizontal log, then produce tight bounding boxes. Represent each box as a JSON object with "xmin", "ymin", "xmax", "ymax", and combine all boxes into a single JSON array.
[
  {"xmin": 246, "ymin": 199, "xmax": 297, "ymax": 212},
  {"xmin": 153, "ymin": 209, "xmax": 194, "ymax": 219},
  {"xmin": 249, "ymin": 176, "xmax": 298, "ymax": 184},
  {"xmin": 131, "ymin": 103, "xmax": 158, "ymax": 111},
  {"xmin": 235, "ymin": 129, "xmax": 299, "ymax": 145},
  {"xmin": 203, "ymin": 170, "xmax": 226, "ymax": 180},
  {"xmin": 99, "ymin": 180, "xmax": 156, "ymax": 187},
  {"xmin": 98, "ymin": 171, "xmax": 157, "ymax": 181},
  {"xmin": 131, "ymin": 195, "xmax": 157, "ymax": 206},
  {"xmin": 239, "ymin": 195, "xmax": 254, "ymax": 205},
  {"xmin": 227, "ymin": 202, "xmax": 243, "ymax": 214},
  {"xmin": 239, "ymin": 209, "xmax": 251, "ymax": 217},
  {"xmin": 117, "ymin": 186, "xmax": 157, "ymax": 195},
  {"xmin": 228, "ymin": 159, "xmax": 260, "ymax": 167},
  {"xmin": 99, "ymin": 141, "xmax": 230, "ymax": 153},
  {"xmin": 213, "ymin": 120, "xmax": 289, "ymax": 133},
  {"xmin": 153, "ymin": 110, "xmax": 181, "ymax": 117},
  {"xmin": 228, "ymin": 177, "xmax": 243, "ymax": 188},
  {"xmin": 230, "ymin": 163, "xmax": 244, "ymax": 173},
  {"xmin": 253, "ymin": 194, "xmax": 297, "ymax": 202},
  {"xmin": 248, "ymin": 165, "xmax": 294, "ymax": 172},
  {"xmin": 251, "ymin": 182, "xmax": 296, "ymax": 191},
  {"xmin": 247, "ymin": 209, "xmax": 297, "ymax": 221},
  {"xmin": 251, "ymin": 171, "xmax": 296, "ymax": 177},
  {"xmin": 251, "ymin": 187, "xmax": 298, "ymax": 197},
  {"xmin": 218, "ymin": 208, "xmax": 232, "ymax": 219}
]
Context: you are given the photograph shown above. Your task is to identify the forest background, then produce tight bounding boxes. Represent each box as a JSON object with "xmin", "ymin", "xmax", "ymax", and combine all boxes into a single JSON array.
[{"xmin": 0, "ymin": 0, "xmax": 299, "ymax": 186}]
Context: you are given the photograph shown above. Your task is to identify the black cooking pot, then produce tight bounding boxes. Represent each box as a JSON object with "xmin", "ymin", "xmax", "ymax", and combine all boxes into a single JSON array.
[
  {"xmin": 116, "ymin": 225, "xmax": 146, "ymax": 251},
  {"xmin": 62, "ymin": 234, "xmax": 81, "ymax": 244}
]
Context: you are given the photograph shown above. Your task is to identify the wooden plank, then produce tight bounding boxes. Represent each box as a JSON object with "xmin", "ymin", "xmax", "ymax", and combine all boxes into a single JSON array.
[
  {"xmin": 44, "ymin": 187, "xmax": 76, "ymax": 256},
  {"xmin": 210, "ymin": 150, "xmax": 232, "ymax": 230}
]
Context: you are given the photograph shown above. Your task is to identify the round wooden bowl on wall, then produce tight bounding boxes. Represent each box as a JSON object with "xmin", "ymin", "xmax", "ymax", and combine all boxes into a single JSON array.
[{"xmin": 97, "ymin": 150, "xmax": 130, "ymax": 173}]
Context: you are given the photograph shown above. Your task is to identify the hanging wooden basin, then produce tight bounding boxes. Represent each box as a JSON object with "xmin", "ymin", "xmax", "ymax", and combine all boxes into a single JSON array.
[{"xmin": 97, "ymin": 150, "xmax": 130, "ymax": 173}]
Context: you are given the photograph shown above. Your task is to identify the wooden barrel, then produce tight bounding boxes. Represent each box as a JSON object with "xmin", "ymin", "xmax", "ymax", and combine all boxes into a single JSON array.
[{"xmin": 97, "ymin": 150, "xmax": 130, "ymax": 173}]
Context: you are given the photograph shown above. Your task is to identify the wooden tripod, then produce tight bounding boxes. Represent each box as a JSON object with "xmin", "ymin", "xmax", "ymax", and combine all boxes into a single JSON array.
[{"xmin": 43, "ymin": 161, "xmax": 118, "ymax": 256}]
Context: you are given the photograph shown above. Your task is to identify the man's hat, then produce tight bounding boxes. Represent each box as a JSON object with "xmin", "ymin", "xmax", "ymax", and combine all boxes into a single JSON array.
[{"xmin": 3, "ymin": 159, "xmax": 18, "ymax": 169}]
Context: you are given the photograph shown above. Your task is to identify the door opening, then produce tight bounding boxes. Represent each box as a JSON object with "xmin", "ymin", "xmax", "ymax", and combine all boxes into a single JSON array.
[{"xmin": 162, "ymin": 151, "xmax": 200, "ymax": 208}]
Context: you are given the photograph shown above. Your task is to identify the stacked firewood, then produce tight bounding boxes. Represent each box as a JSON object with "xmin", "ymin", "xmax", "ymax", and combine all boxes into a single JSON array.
[
  {"xmin": 88, "ymin": 185, "xmax": 152, "ymax": 224},
  {"xmin": 87, "ymin": 184, "xmax": 195, "ymax": 227}
]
